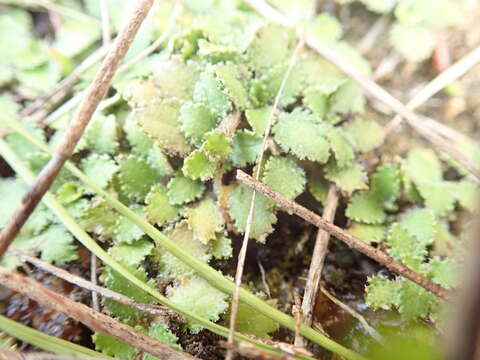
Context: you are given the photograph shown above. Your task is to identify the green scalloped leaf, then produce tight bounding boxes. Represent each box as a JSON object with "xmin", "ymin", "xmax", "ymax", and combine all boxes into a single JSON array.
[
  {"xmin": 157, "ymin": 221, "xmax": 210, "ymax": 279},
  {"xmin": 400, "ymin": 209, "xmax": 436, "ymax": 246},
  {"xmin": 247, "ymin": 24, "xmax": 295, "ymax": 71},
  {"xmin": 182, "ymin": 150, "xmax": 216, "ymax": 181},
  {"xmin": 452, "ymin": 181, "xmax": 480, "ymax": 212},
  {"xmin": 80, "ymin": 197, "xmax": 117, "ymax": 241},
  {"xmin": 186, "ymin": 197, "xmax": 224, "ymax": 244},
  {"xmin": 0, "ymin": 178, "xmax": 27, "ymax": 228},
  {"xmin": 405, "ymin": 148, "xmax": 443, "ymax": 183},
  {"xmin": 203, "ymin": 130, "xmax": 232, "ymax": 158},
  {"xmin": 84, "ymin": 114, "xmax": 119, "ymax": 155},
  {"xmin": 303, "ymin": 87, "xmax": 329, "ymax": 118},
  {"xmin": 167, "ymin": 276, "xmax": 229, "ymax": 333},
  {"xmin": 108, "ymin": 239, "xmax": 154, "ymax": 267},
  {"xmin": 210, "ymin": 232, "xmax": 233, "ymax": 259},
  {"xmin": 143, "ymin": 323, "xmax": 181, "ymax": 360},
  {"xmin": 124, "ymin": 117, "xmax": 154, "ymax": 154},
  {"xmin": 36, "ymin": 224, "xmax": 78, "ymax": 265},
  {"xmin": 145, "ymin": 146, "xmax": 173, "ymax": 177},
  {"xmin": 390, "ymin": 24, "xmax": 436, "ymax": 62},
  {"xmin": 262, "ymin": 157, "xmax": 306, "ymax": 199},
  {"xmin": 130, "ymin": 100, "xmax": 191, "ymax": 156},
  {"xmin": 194, "ymin": 70, "xmax": 232, "ymax": 118},
  {"xmin": 179, "ymin": 102, "xmax": 218, "ymax": 146},
  {"xmin": 330, "ymin": 80, "xmax": 365, "ymax": 114},
  {"xmin": 230, "ymin": 130, "xmax": 262, "ymax": 167},
  {"xmin": 6, "ymin": 121, "xmax": 45, "ymax": 159},
  {"xmin": 348, "ymin": 223, "xmax": 386, "ymax": 244},
  {"xmin": 236, "ymin": 299, "xmax": 279, "ymax": 339},
  {"xmin": 371, "ymin": 164, "xmax": 400, "ymax": 210},
  {"xmin": 56, "ymin": 182, "xmax": 84, "ymax": 204},
  {"xmin": 308, "ymin": 171, "xmax": 329, "ymax": 205},
  {"xmin": 152, "ymin": 58, "xmax": 199, "ymax": 101},
  {"xmin": 245, "ymin": 106, "xmax": 272, "ymax": 137},
  {"xmin": 307, "ymin": 13, "xmax": 343, "ymax": 41},
  {"xmin": 197, "ymin": 39, "xmax": 240, "ymax": 63},
  {"xmin": 297, "ymin": 56, "xmax": 346, "ymax": 93},
  {"xmin": 113, "ymin": 205, "xmax": 145, "ymax": 244},
  {"xmin": 102, "ymin": 264, "xmax": 157, "ymax": 320},
  {"xmin": 324, "ymin": 161, "xmax": 368, "ymax": 194},
  {"xmin": 228, "ymin": 184, "xmax": 277, "ymax": 243},
  {"xmin": 93, "ymin": 333, "xmax": 138, "ymax": 360},
  {"xmin": 117, "ymin": 155, "xmax": 159, "ymax": 201},
  {"xmin": 145, "ymin": 185, "xmax": 180, "ymax": 226},
  {"xmin": 424, "ymin": 258, "xmax": 457, "ymax": 290},
  {"xmin": 81, "ymin": 154, "xmax": 118, "ymax": 192},
  {"xmin": 260, "ymin": 62, "xmax": 305, "ymax": 107},
  {"xmin": 417, "ymin": 182, "xmax": 456, "ymax": 216},
  {"xmin": 167, "ymin": 173, "xmax": 205, "ymax": 205},
  {"xmin": 343, "ymin": 118, "xmax": 385, "ymax": 152},
  {"xmin": 365, "ymin": 276, "xmax": 401, "ymax": 310},
  {"xmin": 214, "ymin": 62, "xmax": 250, "ymax": 109},
  {"xmin": 326, "ymin": 127, "xmax": 355, "ymax": 168},
  {"xmin": 273, "ymin": 109, "xmax": 330, "ymax": 163},
  {"xmin": 346, "ymin": 191, "xmax": 386, "ymax": 224},
  {"xmin": 386, "ymin": 223, "xmax": 427, "ymax": 269},
  {"xmin": 398, "ymin": 279, "xmax": 436, "ymax": 319}
]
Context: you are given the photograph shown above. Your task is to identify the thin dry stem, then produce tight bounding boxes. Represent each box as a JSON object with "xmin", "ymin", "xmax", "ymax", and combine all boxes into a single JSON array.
[
  {"xmin": 244, "ymin": 0, "xmax": 480, "ymax": 180},
  {"xmin": 293, "ymin": 292, "xmax": 304, "ymax": 347},
  {"xmin": 30, "ymin": 2, "xmax": 179, "ymax": 126},
  {"xmin": 28, "ymin": 0, "xmax": 99, "ymax": 25},
  {"xmin": 24, "ymin": 47, "xmax": 108, "ymax": 119},
  {"xmin": 0, "ymin": 350, "xmax": 103, "ymax": 360},
  {"xmin": 90, "ymin": 254, "xmax": 99, "ymax": 311},
  {"xmin": 0, "ymin": 0, "xmax": 155, "ymax": 259},
  {"xmin": 236, "ymin": 170, "xmax": 453, "ymax": 302},
  {"xmin": 225, "ymin": 40, "xmax": 304, "ymax": 360},
  {"xmin": 299, "ymin": 185, "xmax": 338, "ymax": 341},
  {"xmin": 117, "ymin": 2, "xmax": 181, "ymax": 73},
  {"xmin": 0, "ymin": 266, "xmax": 196, "ymax": 360},
  {"xmin": 385, "ymin": 45, "xmax": 480, "ymax": 135},
  {"xmin": 9, "ymin": 249, "xmax": 172, "ymax": 317},
  {"xmin": 320, "ymin": 287, "xmax": 383, "ymax": 343},
  {"xmin": 358, "ymin": 16, "xmax": 389, "ymax": 55},
  {"xmin": 100, "ymin": 0, "xmax": 111, "ymax": 46}
]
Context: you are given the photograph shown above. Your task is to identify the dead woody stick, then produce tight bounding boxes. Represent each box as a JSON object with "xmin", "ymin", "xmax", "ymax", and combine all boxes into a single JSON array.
[
  {"xmin": 0, "ymin": 266, "xmax": 197, "ymax": 360},
  {"xmin": 236, "ymin": 170, "xmax": 453, "ymax": 302},
  {"xmin": 295, "ymin": 185, "xmax": 338, "ymax": 347},
  {"xmin": 0, "ymin": 0, "xmax": 155, "ymax": 259}
]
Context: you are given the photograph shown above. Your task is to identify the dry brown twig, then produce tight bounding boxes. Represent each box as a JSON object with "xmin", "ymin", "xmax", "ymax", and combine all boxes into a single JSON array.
[
  {"xmin": 0, "ymin": 350, "xmax": 105, "ymax": 360},
  {"xmin": 0, "ymin": 266, "xmax": 196, "ymax": 360},
  {"xmin": 0, "ymin": 0, "xmax": 155, "ymax": 259},
  {"xmin": 100, "ymin": 0, "xmax": 111, "ymax": 46},
  {"xmin": 243, "ymin": 0, "xmax": 480, "ymax": 180},
  {"xmin": 22, "ymin": 47, "xmax": 109, "ymax": 118},
  {"xmin": 384, "ymin": 45, "xmax": 480, "ymax": 135},
  {"xmin": 27, "ymin": 0, "xmax": 100, "ymax": 26},
  {"xmin": 9, "ymin": 249, "xmax": 173, "ymax": 318},
  {"xmin": 26, "ymin": 2, "xmax": 179, "ymax": 126},
  {"xmin": 0, "ymin": 350, "xmax": 94, "ymax": 360},
  {"xmin": 236, "ymin": 170, "xmax": 453, "ymax": 302},
  {"xmin": 295, "ymin": 185, "xmax": 338, "ymax": 348},
  {"xmin": 90, "ymin": 254, "xmax": 100, "ymax": 311},
  {"xmin": 225, "ymin": 39, "xmax": 304, "ymax": 360}
]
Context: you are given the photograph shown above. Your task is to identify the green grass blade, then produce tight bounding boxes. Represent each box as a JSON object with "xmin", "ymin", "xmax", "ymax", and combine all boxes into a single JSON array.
[
  {"xmin": 0, "ymin": 314, "xmax": 107, "ymax": 358},
  {"xmin": 0, "ymin": 118, "xmax": 365, "ymax": 360}
]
